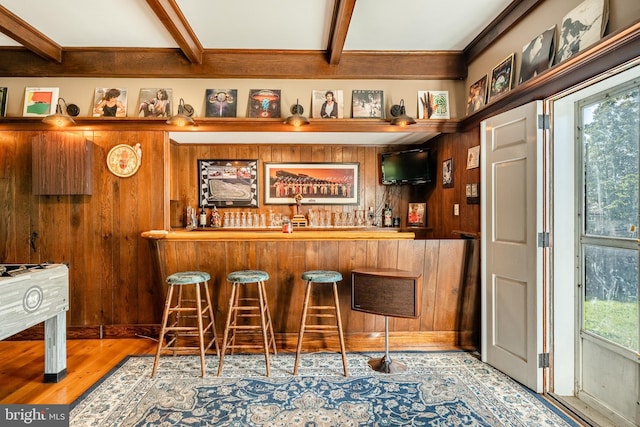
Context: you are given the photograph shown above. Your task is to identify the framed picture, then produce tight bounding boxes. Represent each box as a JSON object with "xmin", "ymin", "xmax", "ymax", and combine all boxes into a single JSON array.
[
  {"xmin": 247, "ymin": 89, "xmax": 281, "ymax": 118},
  {"xmin": 467, "ymin": 145, "xmax": 480, "ymax": 169},
  {"xmin": 352, "ymin": 90, "xmax": 384, "ymax": 118},
  {"xmin": 138, "ymin": 88, "xmax": 172, "ymax": 117},
  {"xmin": 205, "ymin": 89, "xmax": 237, "ymax": 117},
  {"xmin": 466, "ymin": 75, "xmax": 488, "ymax": 115},
  {"xmin": 23, "ymin": 87, "xmax": 59, "ymax": 117},
  {"xmin": 555, "ymin": 0, "xmax": 609, "ymax": 65},
  {"xmin": 93, "ymin": 88, "xmax": 128, "ymax": 117},
  {"xmin": 407, "ymin": 202, "xmax": 426, "ymax": 227},
  {"xmin": 198, "ymin": 159, "xmax": 258, "ymax": 208},
  {"xmin": 424, "ymin": 90, "xmax": 450, "ymax": 119},
  {"xmin": 519, "ymin": 25, "xmax": 556, "ymax": 84},
  {"xmin": 312, "ymin": 89, "xmax": 343, "ymax": 118},
  {"xmin": 264, "ymin": 162, "xmax": 359, "ymax": 205},
  {"xmin": 0, "ymin": 87, "xmax": 7, "ymax": 117},
  {"xmin": 442, "ymin": 158, "xmax": 453, "ymax": 188},
  {"xmin": 488, "ymin": 54, "xmax": 515, "ymax": 102},
  {"xmin": 466, "ymin": 183, "xmax": 480, "ymax": 204}
]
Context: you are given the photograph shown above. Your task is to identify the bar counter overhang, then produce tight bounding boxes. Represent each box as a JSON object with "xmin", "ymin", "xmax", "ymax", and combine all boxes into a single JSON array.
[{"xmin": 141, "ymin": 228, "xmax": 480, "ymax": 351}]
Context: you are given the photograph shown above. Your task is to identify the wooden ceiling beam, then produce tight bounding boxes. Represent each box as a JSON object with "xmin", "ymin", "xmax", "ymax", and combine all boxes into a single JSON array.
[
  {"xmin": 145, "ymin": 0, "xmax": 203, "ymax": 64},
  {"xmin": 328, "ymin": 0, "xmax": 357, "ymax": 65},
  {"xmin": 0, "ymin": 5, "xmax": 61, "ymax": 63}
]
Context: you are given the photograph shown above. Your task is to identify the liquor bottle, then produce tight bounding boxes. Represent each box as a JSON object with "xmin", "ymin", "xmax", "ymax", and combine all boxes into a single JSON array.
[
  {"xmin": 199, "ymin": 207, "xmax": 207, "ymax": 227},
  {"xmin": 211, "ymin": 206, "xmax": 221, "ymax": 228},
  {"xmin": 383, "ymin": 203, "xmax": 393, "ymax": 227}
]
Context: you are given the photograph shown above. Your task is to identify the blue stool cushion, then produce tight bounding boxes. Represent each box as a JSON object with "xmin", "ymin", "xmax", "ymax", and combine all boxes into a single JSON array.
[
  {"xmin": 227, "ymin": 270, "xmax": 269, "ymax": 283},
  {"xmin": 166, "ymin": 271, "xmax": 211, "ymax": 285},
  {"xmin": 302, "ymin": 270, "xmax": 342, "ymax": 283}
]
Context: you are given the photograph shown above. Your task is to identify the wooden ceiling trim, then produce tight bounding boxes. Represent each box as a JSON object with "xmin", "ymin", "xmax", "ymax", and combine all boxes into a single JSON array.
[
  {"xmin": 464, "ymin": 0, "xmax": 544, "ymax": 64},
  {"xmin": 145, "ymin": 0, "xmax": 203, "ymax": 64},
  {"xmin": 328, "ymin": 0, "xmax": 357, "ymax": 65},
  {"xmin": 0, "ymin": 48, "xmax": 466, "ymax": 80},
  {"xmin": 0, "ymin": 5, "xmax": 61, "ymax": 63}
]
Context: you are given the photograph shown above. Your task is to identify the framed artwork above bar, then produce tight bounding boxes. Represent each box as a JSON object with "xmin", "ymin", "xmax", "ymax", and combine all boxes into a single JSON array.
[{"xmin": 198, "ymin": 159, "xmax": 258, "ymax": 208}]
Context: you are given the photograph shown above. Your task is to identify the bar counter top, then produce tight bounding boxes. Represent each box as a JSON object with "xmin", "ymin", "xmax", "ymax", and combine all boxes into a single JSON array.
[{"xmin": 141, "ymin": 227, "xmax": 415, "ymax": 241}]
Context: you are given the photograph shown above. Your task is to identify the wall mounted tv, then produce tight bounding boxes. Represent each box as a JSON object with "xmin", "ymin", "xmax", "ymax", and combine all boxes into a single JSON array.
[{"xmin": 381, "ymin": 148, "xmax": 432, "ymax": 185}]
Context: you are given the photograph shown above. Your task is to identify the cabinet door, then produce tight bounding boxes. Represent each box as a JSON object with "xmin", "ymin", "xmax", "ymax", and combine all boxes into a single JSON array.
[{"xmin": 32, "ymin": 132, "xmax": 93, "ymax": 195}]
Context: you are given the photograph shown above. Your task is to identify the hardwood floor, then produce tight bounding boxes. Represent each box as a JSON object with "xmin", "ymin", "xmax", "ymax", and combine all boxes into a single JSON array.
[{"xmin": 0, "ymin": 338, "xmax": 156, "ymax": 404}]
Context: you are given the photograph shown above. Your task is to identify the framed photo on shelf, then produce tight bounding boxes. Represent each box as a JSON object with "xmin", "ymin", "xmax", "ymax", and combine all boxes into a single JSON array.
[
  {"xmin": 519, "ymin": 25, "xmax": 556, "ymax": 84},
  {"xmin": 247, "ymin": 89, "xmax": 281, "ymax": 118},
  {"xmin": 138, "ymin": 88, "xmax": 172, "ymax": 117},
  {"xmin": 93, "ymin": 88, "xmax": 128, "ymax": 117},
  {"xmin": 198, "ymin": 159, "xmax": 258, "ymax": 208},
  {"xmin": 488, "ymin": 54, "xmax": 515, "ymax": 102},
  {"xmin": 425, "ymin": 91, "xmax": 450, "ymax": 119},
  {"xmin": 442, "ymin": 158, "xmax": 454, "ymax": 188},
  {"xmin": 312, "ymin": 89, "xmax": 343, "ymax": 118},
  {"xmin": 264, "ymin": 162, "xmax": 359, "ymax": 205},
  {"xmin": 407, "ymin": 202, "xmax": 426, "ymax": 227},
  {"xmin": 466, "ymin": 75, "xmax": 488, "ymax": 115},
  {"xmin": 205, "ymin": 89, "xmax": 237, "ymax": 117},
  {"xmin": 23, "ymin": 87, "xmax": 58, "ymax": 117},
  {"xmin": 0, "ymin": 87, "xmax": 7, "ymax": 117},
  {"xmin": 352, "ymin": 90, "xmax": 384, "ymax": 118}
]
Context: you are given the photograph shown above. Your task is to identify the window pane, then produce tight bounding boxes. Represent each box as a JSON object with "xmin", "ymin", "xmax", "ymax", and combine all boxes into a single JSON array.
[
  {"xmin": 583, "ymin": 245, "xmax": 639, "ymax": 352},
  {"xmin": 583, "ymin": 88, "xmax": 639, "ymax": 238}
]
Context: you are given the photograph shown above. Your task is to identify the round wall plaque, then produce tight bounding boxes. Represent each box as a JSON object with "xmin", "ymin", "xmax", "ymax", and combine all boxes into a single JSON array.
[{"xmin": 107, "ymin": 144, "xmax": 141, "ymax": 177}]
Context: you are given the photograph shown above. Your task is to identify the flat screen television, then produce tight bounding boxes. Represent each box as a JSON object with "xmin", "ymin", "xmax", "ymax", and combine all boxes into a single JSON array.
[{"xmin": 381, "ymin": 148, "xmax": 432, "ymax": 185}]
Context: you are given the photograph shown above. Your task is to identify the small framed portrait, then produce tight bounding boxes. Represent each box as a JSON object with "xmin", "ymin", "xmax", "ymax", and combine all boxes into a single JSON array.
[
  {"xmin": 205, "ymin": 89, "xmax": 237, "ymax": 117},
  {"xmin": 519, "ymin": 25, "xmax": 556, "ymax": 84},
  {"xmin": 442, "ymin": 158, "xmax": 453, "ymax": 188},
  {"xmin": 418, "ymin": 91, "xmax": 450, "ymax": 119},
  {"xmin": 93, "ymin": 88, "xmax": 128, "ymax": 117},
  {"xmin": 352, "ymin": 90, "xmax": 384, "ymax": 118},
  {"xmin": 467, "ymin": 145, "xmax": 480, "ymax": 169},
  {"xmin": 488, "ymin": 53, "xmax": 515, "ymax": 102},
  {"xmin": 23, "ymin": 87, "xmax": 59, "ymax": 117},
  {"xmin": 407, "ymin": 202, "xmax": 426, "ymax": 227},
  {"xmin": 248, "ymin": 89, "xmax": 281, "ymax": 118},
  {"xmin": 198, "ymin": 159, "xmax": 258, "ymax": 208},
  {"xmin": 312, "ymin": 89, "xmax": 343, "ymax": 118},
  {"xmin": 138, "ymin": 88, "xmax": 172, "ymax": 117},
  {"xmin": 466, "ymin": 75, "xmax": 487, "ymax": 115}
]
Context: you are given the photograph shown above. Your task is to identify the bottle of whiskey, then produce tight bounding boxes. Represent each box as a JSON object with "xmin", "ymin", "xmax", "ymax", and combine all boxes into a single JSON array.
[
  {"xmin": 383, "ymin": 203, "xmax": 393, "ymax": 227},
  {"xmin": 199, "ymin": 207, "xmax": 207, "ymax": 228}
]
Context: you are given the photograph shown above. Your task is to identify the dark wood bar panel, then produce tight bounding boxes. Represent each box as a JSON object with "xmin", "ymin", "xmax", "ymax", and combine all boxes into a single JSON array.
[{"xmin": 142, "ymin": 230, "xmax": 480, "ymax": 351}]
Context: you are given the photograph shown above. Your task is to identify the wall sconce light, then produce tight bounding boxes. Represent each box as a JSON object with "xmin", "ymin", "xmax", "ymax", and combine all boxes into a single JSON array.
[
  {"xmin": 285, "ymin": 99, "xmax": 309, "ymax": 127},
  {"xmin": 389, "ymin": 99, "xmax": 416, "ymax": 126},
  {"xmin": 42, "ymin": 98, "xmax": 77, "ymax": 127},
  {"xmin": 166, "ymin": 98, "xmax": 195, "ymax": 126}
]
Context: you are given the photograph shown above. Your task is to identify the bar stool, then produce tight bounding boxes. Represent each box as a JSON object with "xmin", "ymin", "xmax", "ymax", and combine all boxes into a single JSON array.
[
  {"xmin": 293, "ymin": 270, "xmax": 348, "ymax": 376},
  {"xmin": 217, "ymin": 270, "xmax": 277, "ymax": 377},
  {"xmin": 151, "ymin": 271, "xmax": 219, "ymax": 377}
]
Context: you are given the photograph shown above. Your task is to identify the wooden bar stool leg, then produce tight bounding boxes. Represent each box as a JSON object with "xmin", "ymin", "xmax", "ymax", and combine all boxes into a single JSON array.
[
  {"xmin": 195, "ymin": 283, "xmax": 206, "ymax": 377},
  {"xmin": 257, "ymin": 280, "xmax": 271, "ymax": 377},
  {"xmin": 333, "ymin": 282, "xmax": 349, "ymax": 377},
  {"xmin": 259, "ymin": 280, "xmax": 277, "ymax": 355},
  {"xmin": 293, "ymin": 280, "xmax": 312, "ymax": 375},
  {"xmin": 203, "ymin": 280, "xmax": 219, "ymax": 356},
  {"xmin": 152, "ymin": 284, "xmax": 175, "ymax": 377},
  {"xmin": 217, "ymin": 282, "xmax": 238, "ymax": 376}
]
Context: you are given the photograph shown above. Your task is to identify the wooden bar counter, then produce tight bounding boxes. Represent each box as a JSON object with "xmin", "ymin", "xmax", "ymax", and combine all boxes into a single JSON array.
[{"xmin": 141, "ymin": 228, "xmax": 480, "ymax": 352}]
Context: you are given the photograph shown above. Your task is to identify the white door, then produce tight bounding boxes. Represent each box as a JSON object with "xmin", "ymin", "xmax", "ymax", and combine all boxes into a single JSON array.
[{"xmin": 481, "ymin": 101, "xmax": 547, "ymax": 392}]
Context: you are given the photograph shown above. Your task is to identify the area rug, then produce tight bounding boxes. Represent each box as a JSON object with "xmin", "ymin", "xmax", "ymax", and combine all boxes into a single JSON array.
[{"xmin": 70, "ymin": 351, "xmax": 578, "ymax": 426}]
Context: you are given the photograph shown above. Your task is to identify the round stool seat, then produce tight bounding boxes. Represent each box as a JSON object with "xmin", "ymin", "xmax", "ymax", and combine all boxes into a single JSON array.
[
  {"xmin": 166, "ymin": 271, "xmax": 211, "ymax": 285},
  {"xmin": 302, "ymin": 270, "xmax": 342, "ymax": 283},
  {"xmin": 227, "ymin": 270, "xmax": 269, "ymax": 283}
]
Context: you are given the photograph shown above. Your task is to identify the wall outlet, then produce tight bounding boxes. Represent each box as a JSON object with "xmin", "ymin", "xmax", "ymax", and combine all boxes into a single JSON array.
[{"xmin": 454, "ymin": 204, "xmax": 459, "ymax": 216}]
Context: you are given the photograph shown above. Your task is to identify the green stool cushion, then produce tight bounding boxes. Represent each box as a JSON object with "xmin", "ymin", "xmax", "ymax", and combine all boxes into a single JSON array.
[
  {"xmin": 166, "ymin": 271, "xmax": 210, "ymax": 285},
  {"xmin": 302, "ymin": 270, "xmax": 342, "ymax": 283},
  {"xmin": 227, "ymin": 270, "xmax": 269, "ymax": 283}
]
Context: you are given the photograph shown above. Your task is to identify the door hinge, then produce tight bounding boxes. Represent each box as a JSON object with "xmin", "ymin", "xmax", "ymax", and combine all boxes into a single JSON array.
[
  {"xmin": 538, "ymin": 114, "xmax": 549, "ymax": 130},
  {"xmin": 538, "ymin": 352, "xmax": 550, "ymax": 368},
  {"xmin": 537, "ymin": 232, "xmax": 550, "ymax": 248}
]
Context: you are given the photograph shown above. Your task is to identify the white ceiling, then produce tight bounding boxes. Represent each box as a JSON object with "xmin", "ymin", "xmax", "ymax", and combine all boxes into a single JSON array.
[{"xmin": 0, "ymin": 0, "xmax": 514, "ymax": 145}]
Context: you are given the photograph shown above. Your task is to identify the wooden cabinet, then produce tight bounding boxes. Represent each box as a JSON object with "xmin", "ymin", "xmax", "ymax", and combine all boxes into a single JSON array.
[{"xmin": 32, "ymin": 132, "xmax": 93, "ymax": 195}]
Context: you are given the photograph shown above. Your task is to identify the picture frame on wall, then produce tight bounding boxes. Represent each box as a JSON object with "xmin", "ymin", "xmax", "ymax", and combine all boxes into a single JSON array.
[
  {"xmin": 442, "ymin": 158, "xmax": 453, "ymax": 188},
  {"xmin": 312, "ymin": 89, "xmax": 343, "ymax": 118},
  {"xmin": 247, "ymin": 89, "xmax": 281, "ymax": 118},
  {"xmin": 519, "ymin": 25, "xmax": 556, "ymax": 84},
  {"xmin": 0, "ymin": 87, "xmax": 7, "ymax": 117},
  {"xmin": 198, "ymin": 159, "xmax": 258, "ymax": 208},
  {"xmin": 23, "ymin": 87, "xmax": 59, "ymax": 117},
  {"xmin": 352, "ymin": 90, "xmax": 384, "ymax": 118},
  {"xmin": 264, "ymin": 162, "xmax": 359, "ymax": 205},
  {"xmin": 466, "ymin": 75, "xmax": 487, "ymax": 115},
  {"xmin": 488, "ymin": 53, "xmax": 515, "ymax": 102},
  {"xmin": 554, "ymin": 0, "xmax": 609, "ymax": 65},
  {"xmin": 93, "ymin": 88, "xmax": 128, "ymax": 117},
  {"xmin": 407, "ymin": 202, "xmax": 426, "ymax": 227},
  {"xmin": 420, "ymin": 90, "xmax": 450, "ymax": 119},
  {"xmin": 205, "ymin": 89, "xmax": 237, "ymax": 117},
  {"xmin": 138, "ymin": 88, "xmax": 172, "ymax": 117},
  {"xmin": 467, "ymin": 145, "xmax": 480, "ymax": 169}
]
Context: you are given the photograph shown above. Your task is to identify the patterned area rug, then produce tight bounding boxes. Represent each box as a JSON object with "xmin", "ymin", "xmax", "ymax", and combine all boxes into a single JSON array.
[{"xmin": 70, "ymin": 351, "xmax": 578, "ymax": 426}]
